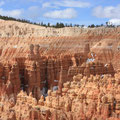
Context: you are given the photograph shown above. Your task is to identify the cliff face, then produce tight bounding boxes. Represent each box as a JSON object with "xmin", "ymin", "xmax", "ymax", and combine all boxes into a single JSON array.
[
  {"xmin": 0, "ymin": 20, "xmax": 120, "ymax": 63},
  {"xmin": 0, "ymin": 20, "xmax": 120, "ymax": 119}
]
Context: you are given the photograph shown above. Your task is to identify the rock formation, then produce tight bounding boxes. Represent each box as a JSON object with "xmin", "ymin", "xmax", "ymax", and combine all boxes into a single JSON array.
[
  {"xmin": 0, "ymin": 20, "xmax": 119, "ymax": 120},
  {"xmin": 0, "ymin": 72, "xmax": 120, "ymax": 120}
]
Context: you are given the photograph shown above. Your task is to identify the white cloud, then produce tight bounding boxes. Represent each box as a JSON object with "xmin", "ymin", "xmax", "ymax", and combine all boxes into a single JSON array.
[
  {"xmin": 42, "ymin": 0, "xmax": 91, "ymax": 8},
  {"xmin": 93, "ymin": 5, "xmax": 120, "ymax": 19},
  {"xmin": 55, "ymin": 0, "xmax": 91, "ymax": 8},
  {"xmin": 0, "ymin": 1, "xmax": 4, "ymax": 7},
  {"xmin": 108, "ymin": 19, "xmax": 120, "ymax": 25},
  {"xmin": 0, "ymin": 8, "xmax": 22, "ymax": 18},
  {"xmin": 44, "ymin": 8, "xmax": 77, "ymax": 19},
  {"xmin": 42, "ymin": 2, "xmax": 52, "ymax": 8},
  {"xmin": 42, "ymin": 2, "xmax": 58, "ymax": 8},
  {"xmin": 24, "ymin": 6, "xmax": 43, "ymax": 20},
  {"xmin": 28, "ymin": 6, "xmax": 40, "ymax": 18}
]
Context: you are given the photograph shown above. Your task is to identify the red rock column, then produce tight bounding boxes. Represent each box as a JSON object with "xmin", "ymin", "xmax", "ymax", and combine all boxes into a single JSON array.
[
  {"xmin": 26, "ymin": 62, "xmax": 41, "ymax": 99},
  {"xmin": 12, "ymin": 62, "xmax": 21, "ymax": 94},
  {"xmin": 47, "ymin": 57, "xmax": 55, "ymax": 89},
  {"xmin": 54, "ymin": 58, "xmax": 61, "ymax": 81},
  {"xmin": 4, "ymin": 64, "xmax": 10, "ymax": 80},
  {"xmin": 45, "ymin": 110, "xmax": 50, "ymax": 120},
  {"xmin": 27, "ymin": 62, "xmax": 36, "ymax": 92},
  {"xmin": 27, "ymin": 44, "xmax": 35, "ymax": 61},
  {"xmin": 84, "ymin": 65, "xmax": 90, "ymax": 77},
  {"xmin": 39, "ymin": 56, "xmax": 47, "ymax": 88},
  {"xmin": 34, "ymin": 44, "xmax": 40, "ymax": 60},
  {"xmin": 58, "ymin": 66, "xmax": 64, "ymax": 96},
  {"xmin": 71, "ymin": 55, "xmax": 77, "ymax": 67},
  {"xmin": 29, "ymin": 110, "xmax": 41, "ymax": 120},
  {"xmin": 5, "ymin": 73, "xmax": 14, "ymax": 96},
  {"xmin": 107, "ymin": 63, "xmax": 115, "ymax": 76},
  {"xmin": 101, "ymin": 96, "xmax": 111, "ymax": 119},
  {"xmin": 8, "ymin": 62, "xmax": 20, "ymax": 95},
  {"xmin": 60, "ymin": 55, "xmax": 69, "ymax": 83},
  {"xmin": 51, "ymin": 110, "xmax": 58, "ymax": 120},
  {"xmin": 36, "ymin": 62, "xmax": 41, "ymax": 87},
  {"xmin": 84, "ymin": 43, "xmax": 90, "ymax": 56}
]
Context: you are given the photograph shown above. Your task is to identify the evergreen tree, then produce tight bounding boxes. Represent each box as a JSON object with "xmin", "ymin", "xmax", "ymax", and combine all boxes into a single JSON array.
[{"xmin": 48, "ymin": 23, "xmax": 50, "ymax": 27}]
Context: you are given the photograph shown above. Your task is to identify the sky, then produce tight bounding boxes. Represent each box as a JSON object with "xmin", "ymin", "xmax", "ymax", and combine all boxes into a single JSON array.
[{"xmin": 0, "ymin": 0, "xmax": 120, "ymax": 25}]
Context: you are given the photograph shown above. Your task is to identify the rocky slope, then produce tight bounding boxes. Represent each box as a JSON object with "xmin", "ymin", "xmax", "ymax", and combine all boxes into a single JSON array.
[
  {"xmin": 0, "ymin": 73, "xmax": 120, "ymax": 120},
  {"xmin": 0, "ymin": 20, "xmax": 119, "ymax": 120},
  {"xmin": 0, "ymin": 19, "xmax": 119, "ymax": 37},
  {"xmin": 0, "ymin": 20, "xmax": 120, "ymax": 69}
]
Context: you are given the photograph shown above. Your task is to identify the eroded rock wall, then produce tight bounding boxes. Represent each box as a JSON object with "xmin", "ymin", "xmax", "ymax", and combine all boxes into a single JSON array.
[{"xmin": 0, "ymin": 20, "xmax": 119, "ymax": 120}]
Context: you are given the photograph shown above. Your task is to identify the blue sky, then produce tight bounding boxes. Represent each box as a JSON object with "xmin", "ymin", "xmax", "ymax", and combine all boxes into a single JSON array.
[{"xmin": 0, "ymin": 0, "xmax": 120, "ymax": 25}]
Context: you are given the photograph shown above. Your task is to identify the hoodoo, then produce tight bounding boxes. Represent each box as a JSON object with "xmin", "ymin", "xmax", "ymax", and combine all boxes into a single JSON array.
[{"xmin": 0, "ymin": 19, "xmax": 119, "ymax": 120}]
